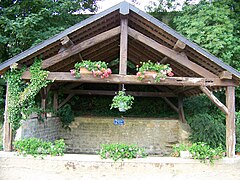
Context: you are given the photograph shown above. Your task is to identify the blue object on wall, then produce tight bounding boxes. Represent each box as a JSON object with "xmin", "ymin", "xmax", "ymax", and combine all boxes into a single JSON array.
[{"xmin": 114, "ymin": 118, "xmax": 124, "ymax": 125}]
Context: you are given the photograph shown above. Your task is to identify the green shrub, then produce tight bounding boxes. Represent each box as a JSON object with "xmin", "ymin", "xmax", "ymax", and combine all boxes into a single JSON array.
[
  {"xmin": 172, "ymin": 142, "xmax": 225, "ymax": 164},
  {"xmin": 57, "ymin": 104, "xmax": 74, "ymax": 129},
  {"xmin": 14, "ymin": 138, "xmax": 65, "ymax": 158},
  {"xmin": 189, "ymin": 142, "xmax": 225, "ymax": 164},
  {"xmin": 98, "ymin": 143, "xmax": 147, "ymax": 161},
  {"xmin": 236, "ymin": 111, "xmax": 240, "ymax": 152}
]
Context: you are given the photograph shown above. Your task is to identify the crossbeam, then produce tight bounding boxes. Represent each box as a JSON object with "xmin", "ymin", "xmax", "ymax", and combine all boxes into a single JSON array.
[
  {"xmin": 22, "ymin": 71, "xmax": 237, "ymax": 87},
  {"xmin": 61, "ymin": 90, "xmax": 176, "ymax": 97}
]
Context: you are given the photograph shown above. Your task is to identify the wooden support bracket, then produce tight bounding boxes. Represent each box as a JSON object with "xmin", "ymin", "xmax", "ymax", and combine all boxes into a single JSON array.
[
  {"xmin": 219, "ymin": 71, "xmax": 232, "ymax": 80},
  {"xmin": 173, "ymin": 40, "xmax": 186, "ymax": 52},
  {"xmin": 58, "ymin": 93, "xmax": 75, "ymax": 109},
  {"xmin": 200, "ymin": 86, "xmax": 229, "ymax": 115}
]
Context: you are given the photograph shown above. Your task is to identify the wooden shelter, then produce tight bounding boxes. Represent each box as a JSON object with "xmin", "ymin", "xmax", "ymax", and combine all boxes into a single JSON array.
[{"xmin": 0, "ymin": 2, "xmax": 240, "ymax": 157}]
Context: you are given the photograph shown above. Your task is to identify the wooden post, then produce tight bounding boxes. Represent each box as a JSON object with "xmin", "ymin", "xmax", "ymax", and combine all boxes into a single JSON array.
[
  {"xmin": 53, "ymin": 92, "xmax": 58, "ymax": 111},
  {"xmin": 226, "ymin": 86, "xmax": 236, "ymax": 158},
  {"xmin": 119, "ymin": 17, "xmax": 128, "ymax": 75},
  {"xmin": 178, "ymin": 95, "xmax": 186, "ymax": 123},
  {"xmin": 3, "ymin": 83, "xmax": 12, "ymax": 151}
]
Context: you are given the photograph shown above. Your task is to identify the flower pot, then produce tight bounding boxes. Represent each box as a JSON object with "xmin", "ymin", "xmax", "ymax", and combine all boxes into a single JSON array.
[
  {"xmin": 80, "ymin": 67, "xmax": 92, "ymax": 74},
  {"xmin": 118, "ymin": 101, "xmax": 126, "ymax": 112},
  {"xmin": 180, "ymin": 150, "xmax": 191, "ymax": 158},
  {"xmin": 236, "ymin": 152, "xmax": 240, "ymax": 156},
  {"xmin": 144, "ymin": 71, "xmax": 157, "ymax": 77}
]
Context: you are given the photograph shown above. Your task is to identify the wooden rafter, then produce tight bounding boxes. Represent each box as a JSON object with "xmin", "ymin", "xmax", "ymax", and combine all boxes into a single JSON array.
[
  {"xmin": 128, "ymin": 27, "xmax": 218, "ymax": 78},
  {"xmin": 42, "ymin": 26, "xmax": 121, "ymax": 69},
  {"xmin": 22, "ymin": 72, "xmax": 238, "ymax": 86}
]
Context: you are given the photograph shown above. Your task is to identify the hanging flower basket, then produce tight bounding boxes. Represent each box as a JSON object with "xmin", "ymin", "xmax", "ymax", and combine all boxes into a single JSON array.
[
  {"xmin": 136, "ymin": 60, "xmax": 174, "ymax": 82},
  {"xmin": 110, "ymin": 90, "xmax": 134, "ymax": 112},
  {"xmin": 70, "ymin": 60, "xmax": 112, "ymax": 78}
]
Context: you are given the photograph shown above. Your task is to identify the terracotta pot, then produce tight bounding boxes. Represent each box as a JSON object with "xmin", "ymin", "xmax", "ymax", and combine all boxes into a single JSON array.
[
  {"xmin": 144, "ymin": 71, "xmax": 157, "ymax": 77},
  {"xmin": 236, "ymin": 152, "xmax": 240, "ymax": 156},
  {"xmin": 80, "ymin": 67, "xmax": 92, "ymax": 74}
]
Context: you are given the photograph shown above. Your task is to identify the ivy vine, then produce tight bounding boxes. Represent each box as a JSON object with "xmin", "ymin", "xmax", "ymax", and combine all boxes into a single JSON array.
[{"xmin": 3, "ymin": 59, "xmax": 52, "ymax": 131}]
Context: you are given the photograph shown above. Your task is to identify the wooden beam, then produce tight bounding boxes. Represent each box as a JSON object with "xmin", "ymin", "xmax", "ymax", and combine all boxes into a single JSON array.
[
  {"xmin": 61, "ymin": 90, "xmax": 177, "ymax": 97},
  {"xmin": 58, "ymin": 93, "xmax": 75, "ymax": 109},
  {"xmin": 226, "ymin": 86, "xmax": 236, "ymax": 158},
  {"xmin": 173, "ymin": 40, "xmax": 186, "ymax": 52},
  {"xmin": 162, "ymin": 97, "xmax": 178, "ymax": 113},
  {"xmin": 53, "ymin": 92, "xmax": 58, "ymax": 111},
  {"xmin": 178, "ymin": 95, "xmax": 186, "ymax": 123},
  {"xmin": 3, "ymin": 83, "xmax": 12, "ymax": 151},
  {"xmin": 119, "ymin": 17, "xmax": 128, "ymax": 75},
  {"xmin": 128, "ymin": 27, "xmax": 218, "ymax": 78},
  {"xmin": 42, "ymin": 26, "xmax": 121, "ymax": 69},
  {"xmin": 22, "ymin": 71, "xmax": 238, "ymax": 87},
  {"xmin": 219, "ymin": 71, "xmax": 232, "ymax": 80},
  {"xmin": 200, "ymin": 86, "xmax": 228, "ymax": 115}
]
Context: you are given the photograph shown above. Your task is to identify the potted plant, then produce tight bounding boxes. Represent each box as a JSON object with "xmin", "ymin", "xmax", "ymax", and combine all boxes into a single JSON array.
[
  {"xmin": 172, "ymin": 143, "xmax": 191, "ymax": 158},
  {"xmin": 136, "ymin": 60, "xmax": 174, "ymax": 82},
  {"xmin": 110, "ymin": 90, "xmax": 134, "ymax": 112},
  {"xmin": 70, "ymin": 60, "xmax": 112, "ymax": 78}
]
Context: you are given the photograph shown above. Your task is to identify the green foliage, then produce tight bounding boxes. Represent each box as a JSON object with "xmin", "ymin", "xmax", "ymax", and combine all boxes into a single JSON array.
[
  {"xmin": 184, "ymin": 95, "xmax": 226, "ymax": 148},
  {"xmin": 0, "ymin": 0, "xmax": 99, "ymax": 63},
  {"xmin": 98, "ymin": 143, "xmax": 147, "ymax": 161},
  {"xmin": 14, "ymin": 138, "xmax": 65, "ymax": 158},
  {"xmin": 110, "ymin": 91, "xmax": 134, "ymax": 112},
  {"xmin": 188, "ymin": 114, "xmax": 226, "ymax": 148},
  {"xmin": 172, "ymin": 142, "xmax": 225, "ymax": 164},
  {"xmin": 174, "ymin": 0, "xmax": 239, "ymax": 67},
  {"xmin": 189, "ymin": 142, "xmax": 225, "ymax": 164},
  {"xmin": 0, "ymin": 85, "xmax": 5, "ymax": 124},
  {"xmin": 236, "ymin": 111, "xmax": 240, "ymax": 152},
  {"xmin": 3, "ymin": 59, "xmax": 51, "ymax": 131},
  {"xmin": 136, "ymin": 61, "xmax": 174, "ymax": 82},
  {"xmin": 57, "ymin": 104, "xmax": 75, "ymax": 129}
]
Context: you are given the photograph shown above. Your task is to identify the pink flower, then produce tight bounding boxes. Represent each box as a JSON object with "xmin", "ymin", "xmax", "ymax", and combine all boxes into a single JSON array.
[
  {"xmin": 70, "ymin": 69, "xmax": 76, "ymax": 75},
  {"xmin": 107, "ymin": 68, "xmax": 112, "ymax": 74},
  {"xmin": 152, "ymin": 74, "xmax": 157, "ymax": 79},
  {"xmin": 136, "ymin": 72, "xmax": 142, "ymax": 77},
  {"xmin": 168, "ymin": 72, "xmax": 174, "ymax": 77}
]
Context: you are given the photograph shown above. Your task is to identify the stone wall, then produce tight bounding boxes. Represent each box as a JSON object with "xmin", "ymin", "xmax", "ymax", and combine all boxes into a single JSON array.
[
  {"xmin": 15, "ymin": 115, "xmax": 62, "ymax": 142},
  {"xmin": 60, "ymin": 117, "xmax": 191, "ymax": 155}
]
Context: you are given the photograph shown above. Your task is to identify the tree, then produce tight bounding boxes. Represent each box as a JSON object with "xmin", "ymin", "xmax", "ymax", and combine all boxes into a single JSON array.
[
  {"xmin": 0, "ymin": 0, "xmax": 100, "ymax": 63},
  {"xmin": 174, "ymin": 0, "xmax": 240, "ymax": 69}
]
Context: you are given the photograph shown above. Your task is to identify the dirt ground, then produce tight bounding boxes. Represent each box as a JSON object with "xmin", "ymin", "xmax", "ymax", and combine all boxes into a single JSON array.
[{"xmin": 0, "ymin": 152, "xmax": 240, "ymax": 180}]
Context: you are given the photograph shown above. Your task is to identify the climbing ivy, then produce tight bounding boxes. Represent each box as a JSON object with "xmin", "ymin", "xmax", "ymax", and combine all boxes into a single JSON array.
[{"xmin": 3, "ymin": 59, "xmax": 51, "ymax": 131}]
